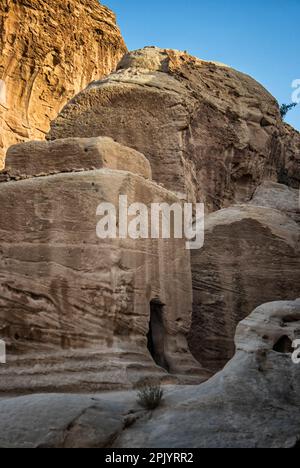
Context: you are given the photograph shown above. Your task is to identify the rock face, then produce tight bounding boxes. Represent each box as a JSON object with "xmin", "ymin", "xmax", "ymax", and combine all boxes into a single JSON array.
[
  {"xmin": 0, "ymin": 137, "xmax": 204, "ymax": 393},
  {"xmin": 46, "ymin": 46, "xmax": 300, "ymax": 375},
  {"xmin": 190, "ymin": 186, "xmax": 300, "ymax": 372},
  {"xmin": 0, "ymin": 0, "xmax": 126, "ymax": 169},
  {"xmin": 115, "ymin": 299, "xmax": 300, "ymax": 448},
  {"xmin": 0, "ymin": 393, "xmax": 134, "ymax": 448},
  {"xmin": 49, "ymin": 47, "xmax": 300, "ymax": 211},
  {"xmin": 1, "ymin": 300, "xmax": 299, "ymax": 448},
  {"xmin": 44, "ymin": 47, "xmax": 300, "ymax": 375},
  {"xmin": 0, "ymin": 42, "xmax": 299, "ymax": 448},
  {"xmin": 249, "ymin": 180, "xmax": 300, "ymax": 224},
  {"xmin": 1, "ymin": 137, "xmax": 152, "ymax": 181}
]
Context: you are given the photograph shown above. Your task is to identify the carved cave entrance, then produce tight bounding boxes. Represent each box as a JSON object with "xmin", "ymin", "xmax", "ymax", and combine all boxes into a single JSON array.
[
  {"xmin": 273, "ymin": 335, "xmax": 293, "ymax": 354},
  {"xmin": 147, "ymin": 300, "xmax": 169, "ymax": 372}
]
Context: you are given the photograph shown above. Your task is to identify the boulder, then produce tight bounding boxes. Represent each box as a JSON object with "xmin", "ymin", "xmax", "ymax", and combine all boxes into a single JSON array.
[
  {"xmin": 48, "ymin": 47, "xmax": 300, "ymax": 210},
  {"xmin": 190, "ymin": 202, "xmax": 300, "ymax": 372},
  {"xmin": 115, "ymin": 299, "xmax": 300, "ymax": 448},
  {"xmin": 1, "ymin": 137, "xmax": 152, "ymax": 181},
  {"xmin": 1, "ymin": 300, "xmax": 299, "ymax": 448},
  {"xmin": 0, "ymin": 0, "xmax": 126, "ymax": 168},
  {"xmin": 249, "ymin": 180, "xmax": 300, "ymax": 223}
]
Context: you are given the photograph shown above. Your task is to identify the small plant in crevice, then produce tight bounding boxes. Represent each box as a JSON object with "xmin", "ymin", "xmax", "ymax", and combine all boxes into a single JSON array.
[
  {"xmin": 136, "ymin": 383, "xmax": 164, "ymax": 410},
  {"xmin": 280, "ymin": 103, "xmax": 297, "ymax": 119}
]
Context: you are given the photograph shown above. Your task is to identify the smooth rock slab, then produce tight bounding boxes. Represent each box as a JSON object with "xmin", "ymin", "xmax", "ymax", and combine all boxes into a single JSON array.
[
  {"xmin": 1, "ymin": 300, "xmax": 300, "ymax": 448},
  {"xmin": 0, "ymin": 393, "xmax": 130, "ymax": 448}
]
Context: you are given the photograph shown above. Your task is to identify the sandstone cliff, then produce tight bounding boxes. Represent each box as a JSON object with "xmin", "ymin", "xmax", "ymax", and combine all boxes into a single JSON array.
[
  {"xmin": 0, "ymin": 137, "xmax": 205, "ymax": 393},
  {"xmin": 0, "ymin": 0, "xmax": 126, "ymax": 169},
  {"xmin": 49, "ymin": 47, "xmax": 300, "ymax": 211},
  {"xmin": 46, "ymin": 47, "xmax": 300, "ymax": 376},
  {"xmin": 0, "ymin": 44, "xmax": 299, "ymax": 425}
]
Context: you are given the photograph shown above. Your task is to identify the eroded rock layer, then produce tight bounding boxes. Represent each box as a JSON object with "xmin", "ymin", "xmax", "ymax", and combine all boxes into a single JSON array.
[
  {"xmin": 1, "ymin": 137, "xmax": 152, "ymax": 181},
  {"xmin": 0, "ymin": 138, "xmax": 205, "ymax": 393},
  {"xmin": 0, "ymin": 0, "xmax": 126, "ymax": 168},
  {"xmin": 0, "ymin": 300, "xmax": 299, "ymax": 448}
]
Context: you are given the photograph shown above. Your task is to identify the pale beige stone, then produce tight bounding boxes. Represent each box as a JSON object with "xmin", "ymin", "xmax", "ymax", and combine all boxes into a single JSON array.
[
  {"xmin": 250, "ymin": 180, "xmax": 300, "ymax": 223},
  {"xmin": 1, "ymin": 300, "xmax": 299, "ymax": 448}
]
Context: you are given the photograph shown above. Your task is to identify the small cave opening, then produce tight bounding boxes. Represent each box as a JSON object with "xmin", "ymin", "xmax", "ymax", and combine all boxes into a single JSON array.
[
  {"xmin": 147, "ymin": 299, "xmax": 169, "ymax": 372},
  {"xmin": 293, "ymin": 439, "xmax": 300, "ymax": 449},
  {"xmin": 273, "ymin": 335, "xmax": 293, "ymax": 354}
]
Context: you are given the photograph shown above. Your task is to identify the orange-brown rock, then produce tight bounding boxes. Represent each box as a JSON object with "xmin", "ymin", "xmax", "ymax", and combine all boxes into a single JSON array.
[{"xmin": 0, "ymin": 0, "xmax": 126, "ymax": 169}]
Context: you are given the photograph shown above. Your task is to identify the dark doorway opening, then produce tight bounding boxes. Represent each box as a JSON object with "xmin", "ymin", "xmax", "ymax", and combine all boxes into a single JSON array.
[
  {"xmin": 273, "ymin": 335, "xmax": 293, "ymax": 354},
  {"xmin": 147, "ymin": 300, "xmax": 169, "ymax": 372}
]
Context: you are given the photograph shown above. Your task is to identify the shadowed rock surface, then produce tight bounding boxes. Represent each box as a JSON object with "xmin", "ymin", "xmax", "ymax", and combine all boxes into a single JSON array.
[
  {"xmin": 0, "ymin": 0, "xmax": 126, "ymax": 168},
  {"xmin": 0, "ymin": 300, "xmax": 299, "ymax": 448},
  {"xmin": 190, "ymin": 186, "xmax": 300, "ymax": 371},
  {"xmin": 115, "ymin": 299, "xmax": 300, "ymax": 448}
]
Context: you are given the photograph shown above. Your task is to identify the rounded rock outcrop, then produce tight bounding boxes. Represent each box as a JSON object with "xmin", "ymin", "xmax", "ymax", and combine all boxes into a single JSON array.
[{"xmin": 49, "ymin": 47, "xmax": 300, "ymax": 210}]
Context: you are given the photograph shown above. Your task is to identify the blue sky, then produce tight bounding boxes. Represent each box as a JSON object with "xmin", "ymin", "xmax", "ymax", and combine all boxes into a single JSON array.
[{"xmin": 105, "ymin": 0, "xmax": 300, "ymax": 131}]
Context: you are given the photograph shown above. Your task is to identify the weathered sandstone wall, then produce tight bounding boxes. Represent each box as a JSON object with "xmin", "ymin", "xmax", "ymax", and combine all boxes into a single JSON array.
[
  {"xmin": 46, "ymin": 47, "xmax": 300, "ymax": 374},
  {"xmin": 0, "ymin": 138, "xmax": 204, "ymax": 393},
  {"xmin": 190, "ymin": 186, "xmax": 300, "ymax": 371},
  {"xmin": 0, "ymin": 0, "xmax": 126, "ymax": 169},
  {"xmin": 49, "ymin": 47, "xmax": 300, "ymax": 211}
]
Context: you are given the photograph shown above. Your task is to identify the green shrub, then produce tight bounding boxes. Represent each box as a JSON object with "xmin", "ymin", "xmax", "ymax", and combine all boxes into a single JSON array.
[
  {"xmin": 137, "ymin": 384, "xmax": 164, "ymax": 410},
  {"xmin": 280, "ymin": 103, "xmax": 297, "ymax": 119}
]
